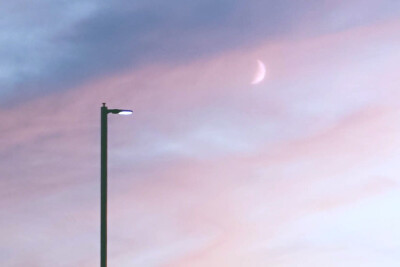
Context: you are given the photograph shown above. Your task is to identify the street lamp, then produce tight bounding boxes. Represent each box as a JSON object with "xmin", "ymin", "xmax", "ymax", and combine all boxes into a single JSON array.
[{"xmin": 101, "ymin": 103, "xmax": 133, "ymax": 267}]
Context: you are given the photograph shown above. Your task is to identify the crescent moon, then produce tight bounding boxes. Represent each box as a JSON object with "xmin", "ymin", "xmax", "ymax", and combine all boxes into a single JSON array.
[{"xmin": 251, "ymin": 60, "xmax": 266, "ymax": 85}]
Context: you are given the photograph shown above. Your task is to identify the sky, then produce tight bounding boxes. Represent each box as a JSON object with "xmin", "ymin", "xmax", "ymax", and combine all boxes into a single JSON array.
[{"xmin": 1, "ymin": 0, "xmax": 400, "ymax": 266}]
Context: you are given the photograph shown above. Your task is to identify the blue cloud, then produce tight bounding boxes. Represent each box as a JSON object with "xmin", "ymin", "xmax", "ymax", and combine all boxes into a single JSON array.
[{"xmin": 1, "ymin": 0, "xmax": 399, "ymax": 105}]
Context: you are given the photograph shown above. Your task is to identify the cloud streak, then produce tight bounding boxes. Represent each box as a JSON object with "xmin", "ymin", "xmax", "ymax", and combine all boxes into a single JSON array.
[
  {"xmin": 1, "ymin": 2, "xmax": 400, "ymax": 266},
  {"xmin": 0, "ymin": 15, "xmax": 400, "ymax": 266},
  {"xmin": 2, "ymin": 0, "xmax": 399, "ymax": 105}
]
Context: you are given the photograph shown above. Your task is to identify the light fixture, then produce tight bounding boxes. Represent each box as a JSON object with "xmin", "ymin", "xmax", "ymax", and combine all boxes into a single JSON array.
[
  {"xmin": 108, "ymin": 109, "xmax": 133, "ymax": 115},
  {"xmin": 100, "ymin": 103, "xmax": 132, "ymax": 267}
]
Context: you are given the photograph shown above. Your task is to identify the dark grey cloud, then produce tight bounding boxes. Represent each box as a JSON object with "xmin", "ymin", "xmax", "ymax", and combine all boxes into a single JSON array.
[
  {"xmin": 59, "ymin": 1, "xmax": 272, "ymax": 73},
  {"xmin": 1, "ymin": 0, "xmax": 399, "ymax": 105},
  {"xmin": 0, "ymin": 0, "xmax": 100, "ymax": 104}
]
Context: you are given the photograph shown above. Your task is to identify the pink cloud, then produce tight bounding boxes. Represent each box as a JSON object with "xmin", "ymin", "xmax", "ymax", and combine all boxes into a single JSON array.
[{"xmin": 1, "ymin": 18, "xmax": 400, "ymax": 266}]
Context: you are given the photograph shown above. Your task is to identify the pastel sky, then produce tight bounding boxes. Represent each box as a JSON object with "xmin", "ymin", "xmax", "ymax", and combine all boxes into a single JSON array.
[{"xmin": 1, "ymin": 1, "xmax": 400, "ymax": 266}]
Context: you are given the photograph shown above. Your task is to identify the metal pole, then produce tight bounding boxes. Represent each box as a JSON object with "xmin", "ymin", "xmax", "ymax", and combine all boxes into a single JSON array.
[{"xmin": 101, "ymin": 103, "xmax": 108, "ymax": 267}]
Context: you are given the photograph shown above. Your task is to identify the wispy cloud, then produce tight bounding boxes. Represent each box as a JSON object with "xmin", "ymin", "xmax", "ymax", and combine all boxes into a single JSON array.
[
  {"xmin": 2, "ymin": 0, "xmax": 399, "ymax": 105},
  {"xmin": 2, "ymin": 15, "xmax": 400, "ymax": 265}
]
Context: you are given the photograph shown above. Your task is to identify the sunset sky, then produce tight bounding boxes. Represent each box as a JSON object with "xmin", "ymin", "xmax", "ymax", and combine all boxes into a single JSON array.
[{"xmin": 1, "ymin": 1, "xmax": 400, "ymax": 266}]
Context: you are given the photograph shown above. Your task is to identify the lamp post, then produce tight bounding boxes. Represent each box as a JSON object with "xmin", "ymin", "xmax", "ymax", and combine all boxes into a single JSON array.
[{"xmin": 101, "ymin": 103, "xmax": 133, "ymax": 267}]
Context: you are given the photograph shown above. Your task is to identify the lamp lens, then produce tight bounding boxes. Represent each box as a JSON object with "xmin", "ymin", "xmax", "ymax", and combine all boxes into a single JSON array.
[{"xmin": 118, "ymin": 110, "xmax": 133, "ymax": 115}]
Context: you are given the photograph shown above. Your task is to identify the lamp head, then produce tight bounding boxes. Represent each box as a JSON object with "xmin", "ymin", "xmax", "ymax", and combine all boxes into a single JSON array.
[{"xmin": 108, "ymin": 109, "xmax": 133, "ymax": 115}]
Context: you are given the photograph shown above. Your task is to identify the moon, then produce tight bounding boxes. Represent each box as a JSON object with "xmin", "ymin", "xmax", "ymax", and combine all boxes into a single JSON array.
[{"xmin": 251, "ymin": 60, "xmax": 266, "ymax": 85}]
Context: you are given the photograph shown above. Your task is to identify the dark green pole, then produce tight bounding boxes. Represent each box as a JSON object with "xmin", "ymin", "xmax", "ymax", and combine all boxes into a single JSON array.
[
  {"xmin": 101, "ymin": 103, "xmax": 108, "ymax": 267},
  {"xmin": 100, "ymin": 103, "xmax": 132, "ymax": 266}
]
